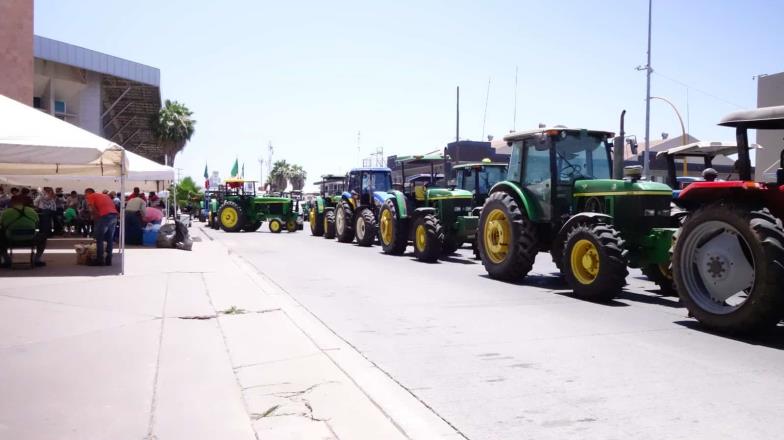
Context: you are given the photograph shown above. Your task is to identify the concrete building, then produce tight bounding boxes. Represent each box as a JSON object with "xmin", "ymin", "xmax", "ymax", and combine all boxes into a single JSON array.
[
  {"xmin": 0, "ymin": 0, "xmax": 164, "ymax": 163},
  {"xmin": 756, "ymin": 71, "xmax": 784, "ymax": 180}
]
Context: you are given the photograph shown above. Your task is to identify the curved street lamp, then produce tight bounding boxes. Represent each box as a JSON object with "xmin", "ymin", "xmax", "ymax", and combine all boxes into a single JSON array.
[{"xmin": 651, "ymin": 96, "xmax": 688, "ymax": 176}]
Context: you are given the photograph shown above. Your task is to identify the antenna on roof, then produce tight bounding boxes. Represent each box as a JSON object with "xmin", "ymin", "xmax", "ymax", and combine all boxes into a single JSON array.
[{"xmin": 482, "ymin": 77, "xmax": 491, "ymax": 141}]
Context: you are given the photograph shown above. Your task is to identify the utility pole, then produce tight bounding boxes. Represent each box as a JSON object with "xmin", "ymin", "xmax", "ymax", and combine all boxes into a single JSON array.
[
  {"xmin": 642, "ymin": 0, "xmax": 653, "ymax": 178},
  {"xmin": 267, "ymin": 142, "xmax": 273, "ymax": 192},
  {"xmin": 513, "ymin": 65, "xmax": 518, "ymax": 131},
  {"xmin": 258, "ymin": 157, "xmax": 264, "ymax": 191},
  {"xmin": 481, "ymin": 77, "xmax": 491, "ymax": 141},
  {"xmin": 455, "ymin": 86, "xmax": 460, "ymax": 143}
]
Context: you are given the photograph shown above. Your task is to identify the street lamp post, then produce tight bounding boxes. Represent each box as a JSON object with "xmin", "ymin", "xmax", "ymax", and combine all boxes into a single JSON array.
[
  {"xmin": 636, "ymin": 0, "xmax": 654, "ymax": 178},
  {"xmin": 651, "ymin": 96, "xmax": 688, "ymax": 176}
]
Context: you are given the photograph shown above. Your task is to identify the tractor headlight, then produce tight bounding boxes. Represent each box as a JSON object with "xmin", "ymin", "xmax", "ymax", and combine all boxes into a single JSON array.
[
  {"xmin": 644, "ymin": 209, "xmax": 656, "ymax": 217},
  {"xmin": 659, "ymin": 209, "xmax": 671, "ymax": 217},
  {"xmin": 454, "ymin": 206, "xmax": 462, "ymax": 212}
]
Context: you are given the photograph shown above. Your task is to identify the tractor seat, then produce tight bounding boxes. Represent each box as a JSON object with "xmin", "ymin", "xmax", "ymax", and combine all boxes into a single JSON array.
[{"xmin": 414, "ymin": 185, "xmax": 426, "ymax": 201}]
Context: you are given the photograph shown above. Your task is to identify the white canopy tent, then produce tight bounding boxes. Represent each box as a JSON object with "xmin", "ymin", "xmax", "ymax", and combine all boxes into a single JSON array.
[{"xmin": 0, "ymin": 94, "xmax": 134, "ymax": 274}]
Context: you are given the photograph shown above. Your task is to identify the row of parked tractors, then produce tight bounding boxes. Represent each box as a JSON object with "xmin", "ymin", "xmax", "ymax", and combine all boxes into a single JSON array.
[{"xmin": 305, "ymin": 105, "xmax": 784, "ymax": 336}]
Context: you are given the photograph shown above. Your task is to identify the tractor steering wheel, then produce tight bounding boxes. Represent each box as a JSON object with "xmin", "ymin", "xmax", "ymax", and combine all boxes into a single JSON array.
[{"xmin": 559, "ymin": 163, "xmax": 582, "ymax": 181}]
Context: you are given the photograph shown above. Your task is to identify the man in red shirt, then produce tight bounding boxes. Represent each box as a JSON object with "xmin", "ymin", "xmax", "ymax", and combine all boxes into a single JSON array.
[{"xmin": 85, "ymin": 188, "xmax": 118, "ymax": 266}]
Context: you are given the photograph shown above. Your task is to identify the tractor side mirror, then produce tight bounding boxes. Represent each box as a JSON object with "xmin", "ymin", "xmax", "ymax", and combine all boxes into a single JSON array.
[{"xmin": 627, "ymin": 138, "xmax": 639, "ymax": 155}]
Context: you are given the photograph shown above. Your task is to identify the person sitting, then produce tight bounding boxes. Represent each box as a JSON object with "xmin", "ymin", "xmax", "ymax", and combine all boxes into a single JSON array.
[
  {"xmin": 0, "ymin": 196, "xmax": 47, "ymax": 268},
  {"xmin": 702, "ymin": 168, "xmax": 719, "ymax": 182}
]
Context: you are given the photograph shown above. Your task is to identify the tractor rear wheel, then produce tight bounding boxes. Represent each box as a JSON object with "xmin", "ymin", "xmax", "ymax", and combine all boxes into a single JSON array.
[
  {"xmin": 323, "ymin": 208, "xmax": 336, "ymax": 239},
  {"xmin": 355, "ymin": 208, "xmax": 377, "ymax": 246},
  {"xmin": 379, "ymin": 200, "xmax": 407, "ymax": 255},
  {"xmin": 562, "ymin": 222, "xmax": 628, "ymax": 302},
  {"xmin": 309, "ymin": 208, "xmax": 324, "ymax": 236},
  {"xmin": 478, "ymin": 192, "xmax": 538, "ymax": 280},
  {"xmin": 672, "ymin": 204, "xmax": 784, "ymax": 334},
  {"xmin": 242, "ymin": 220, "xmax": 262, "ymax": 232},
  {"xmin": 412, "ymin": 214, "xmax": 443, "ymax": 262},
  {"xmin": 218, "ymin": 201, "xmax": 246, "ymax": 233},
  {"xmin": 269, "ymin": 219, "xmax": 282, "ymax": 233},
  {"xmin": 641, "ymin": 263, "xmax": 676, "ymax": 296},
  {"xmin": 335, "ymin": 200, "xmax": 354, "ymax": 243}
]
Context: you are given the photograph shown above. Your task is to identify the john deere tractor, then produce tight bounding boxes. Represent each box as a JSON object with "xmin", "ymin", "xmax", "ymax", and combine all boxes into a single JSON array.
[
  {"xmin": 308, "ymin": 174, "xmax": 345, "ymax": 239},
  {"xmin": 213, "ymin": 179, "xmax": 300, "ymax": 233},
  {"xmin": 478, "ymin": 127, "xmax": 677, "ymax": 301},
  {"xmin": 334, "ymin": 167, "xmax": 394, "ymax": 246},
  {"xmin": 669, "ymin": 105, "xmax": 784, "ymax": 334},
  {"xmin": 452, "ymin": 160, "xmax": 509, "ymax": 259},
  {"xmin": 378, "ymin": 153, "xmax": 478, "ymax": 262}
]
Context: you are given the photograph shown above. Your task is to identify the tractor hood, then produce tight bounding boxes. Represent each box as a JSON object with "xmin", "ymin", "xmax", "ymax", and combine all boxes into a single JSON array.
[
  {"xmin": 253, "ymin": 197, "xmax": 292, "ymax": 203},
  {"xmin": 572, "ymin": 179, "xmax": 673, "ymax": 196},
  {"xmin": 427, "ymin": 188, "xmax": 473, "ymax": 199}
]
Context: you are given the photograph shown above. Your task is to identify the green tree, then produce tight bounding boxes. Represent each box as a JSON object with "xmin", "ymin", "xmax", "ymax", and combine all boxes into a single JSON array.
[
  {"xmin": 151, "ymin": 99, "xmax": 196, "ymax": 165},
  {"xmin": 289, "ymin": 164, "xmax": 307, "ymax": 190},
  {"xmin": 267, "ymin": 160, "xmax": 291, "ymax": 192},
  {"xmin": 170, "ymin": 176, "xmax": 202, "ymax": 207}
]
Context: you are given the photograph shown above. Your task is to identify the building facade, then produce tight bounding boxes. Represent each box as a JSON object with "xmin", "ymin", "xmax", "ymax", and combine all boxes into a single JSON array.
[
  {"xmin": 0, "ymin": 0, "xmax": 165, "ymax": 163},
  {"xmin": 756, "ymin": 72, "xmax": 784, "ymax": 180}
]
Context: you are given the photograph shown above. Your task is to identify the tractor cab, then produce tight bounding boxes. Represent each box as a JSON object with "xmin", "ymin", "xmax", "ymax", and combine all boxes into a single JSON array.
[
  {"xmin": 223, "ymin": 178, "xmax": 258, "ymax": 196},
  {"xmin": 314, "ymin": 174, "xmax": 345, "ymax": 197},
  {"xmin": 452, "ymin": 160, "xmax": 508, "ymax": 207},
  {"xmin": 345, "ymin": 167, "xmax": 393, "ymax": 207},
  {"xmin": 307, "ymin": 173, "xmax": 348, "ymax": 238},
  {"xmin": 657, "ymin": 141, "xmax": 762, "ymax": 198}
]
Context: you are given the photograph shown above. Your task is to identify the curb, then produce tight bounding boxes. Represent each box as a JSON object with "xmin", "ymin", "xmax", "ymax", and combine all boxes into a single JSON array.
[{"xmin": 199, "ymin": 226, "xmax": 467, "ymax": 440}]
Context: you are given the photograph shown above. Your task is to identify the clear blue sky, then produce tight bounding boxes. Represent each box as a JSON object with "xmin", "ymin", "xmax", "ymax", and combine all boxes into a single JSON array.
[{"xmin": 35, "ymin": 0, "xmax": 784, "ymax": 189}]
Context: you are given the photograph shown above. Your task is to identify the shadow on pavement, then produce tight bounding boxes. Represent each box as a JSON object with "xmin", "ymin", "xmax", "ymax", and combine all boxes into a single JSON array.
[
  {"xmin": 673, "ymin": 320, "xmax": 784, "ymax": 350},
  {"xmin": 618, "ymin": 290, "xmax": 682, "ymax": 308}
]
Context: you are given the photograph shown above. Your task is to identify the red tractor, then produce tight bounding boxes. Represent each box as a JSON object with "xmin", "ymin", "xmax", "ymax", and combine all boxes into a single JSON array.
[{"xmin": 672, "ymin": 105, "xmax": 784, "ymax": 334}]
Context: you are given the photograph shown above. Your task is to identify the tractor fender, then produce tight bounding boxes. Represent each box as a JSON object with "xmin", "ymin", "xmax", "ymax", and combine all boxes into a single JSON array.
[
  {"xmin": 386, "ymin": 190, "xmax": 409, "ymax": 219},
  {"xmin": 488, "ymin": 181, "xmax": 539, "ymax": 221},
  {"xmin": 555, "ymin": 212, "xmax": 613, "ymax": 241},
  {"xmin": 314, "ymin": 196, "xmax": 325, "ymax": 214},
  {"xmin": 412, "ymin": 207, "xmax": 437, "ymax": 219},
  {"xmin": 341, "ymin": 192, "xmax": 356, "ymax": 209}
]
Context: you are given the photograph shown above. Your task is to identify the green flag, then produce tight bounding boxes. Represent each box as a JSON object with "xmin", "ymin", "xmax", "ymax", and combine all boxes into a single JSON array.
[
  {"xmin": 203, "ymin": 163, "xmax": 209, "ymax": 179},
  {"xmin": 230, "ymin": 158, "xmax": 239, "ymax": 178}
]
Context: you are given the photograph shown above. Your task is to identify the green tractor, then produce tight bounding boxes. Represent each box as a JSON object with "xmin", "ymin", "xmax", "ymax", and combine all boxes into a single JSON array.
[
  {"xmin": 308, "ymin": 174, "xmax": 345, "ymax": 239},
  {"xmin": 477, "ymin": 127, "xmax": 678, "ymax": 301},
  {"xmin": 378, "ymin": 153, "xmax": 478, "ymax": 262},
  {"xmin": 452, "ymin": 160, "xmax": 509, "ymax": 258},
  {"xmin": 334, "ymin": 167, "xmax": 394, "ymax": 246},
  {"xmin": 211, "ymin": 179, "xmax": 300, "ymax": 233}
]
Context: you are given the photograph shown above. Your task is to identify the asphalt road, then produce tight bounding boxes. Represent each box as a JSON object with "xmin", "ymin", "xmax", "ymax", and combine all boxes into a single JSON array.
[{"xmin": 206, "ymin": 224, "xmax": 784, "ymax": 440}]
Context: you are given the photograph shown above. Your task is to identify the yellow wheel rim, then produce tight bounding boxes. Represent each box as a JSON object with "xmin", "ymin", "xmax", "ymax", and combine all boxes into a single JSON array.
[
  {"xmin": 570, "ymin": 239, "xmax": 600, "ymax": 285},
  {"xmin": 415, "ymin": 224, "xmax": 427, "ymax": 252},
  {"xmin": 270, "ymin": 221, "xmax": 280, "ymax": 232},
  {"xmin": 380, "ymin": 210, "xmax": 393, "ymax": 245},
  {"xmin": 324, "ymin": 215, "xmax": 329, "ymax": 231},
  {"xmin": 221, "ymin": 207, "xmax": 238, "ymax": 228},
  {"xmin": 309, "ymin": 209, "xmax": 316, "ymax": 227},
  {"xmin": 483, "ymin": 209, "xmax": 510, "ymax": 264}
]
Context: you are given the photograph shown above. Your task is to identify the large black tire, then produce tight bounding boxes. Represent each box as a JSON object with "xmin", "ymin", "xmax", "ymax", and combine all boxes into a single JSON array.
[
  {"xmin": 412, "ymin": 214, "xmax": 443, "ymax": 262},
  {"xmin": 323, "ymin": 208, "xmax": 336, "ymax": 239},
  {"xmin": 672, "ymin": 204, "xmax": 784, "ymax": 334},
  {"xmin": 218, "ymin": 201, "xmax": 246, "ymax": 233},
  {"xmin": 335, "ymin": 200, "xmax": 354, "ymax": 243},
  {"xmin": 309, "ymin": 208, "xmax": 324, "ymax": 236},
  {"xmin": 477, "ymin": 192, "xmax": 538, "ymax": 280},
  {"xmin": 562, "ymin": 222, "xmax": 628, "ymax": 302},
  {"xmin": 378, "ymin": 200, "xmax": 408, "ymax": 255},
  {"xmin": 354, "ymin": 208, "xmax": 377, "ymax": 247},
  {"xmin": 641, "ymin": 263, "xmax": 676, "ymax": 296},
  {"xmin": 286, "ymin": 219, "xmax": 298, "ymax": 232},
  {"xmin": 242, "ymin": 220, "xmax": 263, "ymax": 232},
  {"xmin": 268, "ymin": 219, "xmax": 283, "ymax": 233}
]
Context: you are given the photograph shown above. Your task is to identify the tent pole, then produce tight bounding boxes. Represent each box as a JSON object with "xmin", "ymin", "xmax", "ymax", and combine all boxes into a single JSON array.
[{"xmin": 120, "ymin": 151, "xmax": 126, "ymax": 275}]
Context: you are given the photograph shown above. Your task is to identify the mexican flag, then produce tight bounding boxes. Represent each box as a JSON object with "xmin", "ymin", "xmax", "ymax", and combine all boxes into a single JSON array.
[
  {"xmin": 230, "ymin": 158, "xmax": 239, "ymax": 178},
  {"xmin": 203, "ymin": 163, "xmax": 209, "ymax": 179}
]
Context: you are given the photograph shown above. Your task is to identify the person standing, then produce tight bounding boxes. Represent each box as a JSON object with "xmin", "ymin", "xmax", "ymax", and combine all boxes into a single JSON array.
[
  {"xmin": 34, "ymin": 187, "xmax": 57, "ymax": 236},
  {"xmin": 125, "ymin": 191, "xmax": 147, "ymax": 218},
  {"xmin": 85, "ymin": 188, "xmax": 118, "ymax": 266}
]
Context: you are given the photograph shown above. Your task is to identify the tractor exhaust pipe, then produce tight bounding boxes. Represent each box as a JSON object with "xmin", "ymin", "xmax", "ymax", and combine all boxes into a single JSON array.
[{"xmin": 613, "ymin": 110, "xmax": 627, "ymax": 180}]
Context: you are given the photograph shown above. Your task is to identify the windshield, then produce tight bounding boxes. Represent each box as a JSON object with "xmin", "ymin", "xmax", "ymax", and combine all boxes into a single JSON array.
[
  {"xmin": 370, "ymin": 172, "xmax": 392, "ymax": 192},
  {"xmin": 458, "ymin": 166, "xmax": 506, "ymax": 194},
  {"xmin": 554, "ymin": 133, "xmax": 611, "ymax": 182}
]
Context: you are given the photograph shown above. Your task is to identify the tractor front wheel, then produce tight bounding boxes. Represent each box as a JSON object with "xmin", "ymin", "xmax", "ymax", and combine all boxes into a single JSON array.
[
  {"xmin": 641, "ymin": 263, "xmax": 676, "ymax": 297},
  {"xmin": 335, "ymin": 201, "xmax": 354, "ymax": 243},
  {"xmin": 309, "ymin": 208, "xmax": 324, "ymax": 236},
  {"xmin": 218, "ymin": 201, "xmax": 246, "ymax": 233},
  {"xmin": 242, "ymin": 220, "xmax": 262, "ymax": 232},
  {"xmin": 562, "ymin": 222, "xmax": 627, "ymax": 302},
  {"xmin": 355, "ymin": 208, "xmax": 377, "ymax": 246},
  {"xmin": 672, "ymin": 204, "xmax": 784, "ymax": 334},
  {"xmin": 378, "ymin": 200, "xmax": 407, "ymax": 255},
  {"xmin": 269, "ymin": 219, "xmax": 282, "ymax": 233},
  {"xmin": 412, "ymin": 214, "xmax": 443, "ymax": 262},
  {"xmin": 323, "ymin": 208, "xmax": 336, "ymax": 239},
  {"xmin": 478, "ymin": 192, "xmax": 538, "ymax": 280}
]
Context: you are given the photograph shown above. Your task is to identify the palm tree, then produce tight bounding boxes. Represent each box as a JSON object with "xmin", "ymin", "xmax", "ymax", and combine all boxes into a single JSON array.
[
  {"xmin": 169, "ymin": 176, "xmax": 202, "ymax": 207},
  {"xmin": 267, "ymin": 160, "xmax": 291, "ymax": 192},
  {"xmin": 151, "ymin": 99, "xmax": 196, "ymax": 165},
  {"xmin": 289, "ymin": 164, "xmax": 307, "ymax": 190}
]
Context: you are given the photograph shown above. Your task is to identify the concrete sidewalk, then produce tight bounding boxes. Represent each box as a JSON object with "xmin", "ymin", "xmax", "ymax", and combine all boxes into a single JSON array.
[{"xmin": 0, "ymin": 226, "xmax": 461, "ymax": 440}]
